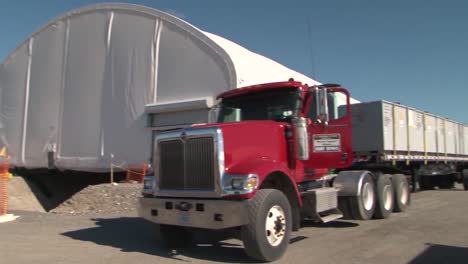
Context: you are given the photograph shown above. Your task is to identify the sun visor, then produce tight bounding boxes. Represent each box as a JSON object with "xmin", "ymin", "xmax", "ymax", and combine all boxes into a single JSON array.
[{"xmin": 145, "ymin": 97, "xmax": 214, "ymax": 114}]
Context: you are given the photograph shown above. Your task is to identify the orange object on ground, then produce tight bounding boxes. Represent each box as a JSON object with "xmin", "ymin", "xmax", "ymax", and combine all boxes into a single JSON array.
[
  {"xmin": 0, "ymin": 147, "xmax": 11, "ymax": 216},
  {"xmin": 125, "ymin": 163, "xmax": 148, "ymax": 183},
  {"xmin": 0, "ymin": 175, "xmax": 7, "ymax": 215}
]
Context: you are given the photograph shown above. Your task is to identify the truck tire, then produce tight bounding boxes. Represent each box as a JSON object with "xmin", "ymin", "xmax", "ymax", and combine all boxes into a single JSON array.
[
  {"xmin": 463, "ymin": 170, "xmax": 468, "ymax": 191},
  {"xmin": 338, "ymin": 173, "xmax": 376, "ymax": 220},
  {"xmin": 392, "ymin": 174, "xmax": 411, "ymax": 212},
  {"xmin": 373, "ymin": 174, "xmax": 394, "ymax": 219},
  {"xmin": 159, "ymin": 224, "xmax": 193, "ymax": 248},
  {"xmin": 419, "ymin": 176, "xmax": 434, "ymax": 190},
  {"xmin": 241, "ymin": 189, "xmax": 292, "ymax": 262},
  {"xmin": 338, "ymin": 196, "xmax": 352, "ymax": 220}
]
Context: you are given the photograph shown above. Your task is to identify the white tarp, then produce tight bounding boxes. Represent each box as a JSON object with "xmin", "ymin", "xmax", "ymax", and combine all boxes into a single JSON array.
[{"xmin": 0, "ymin": 3, "xmax": 355, "ymax": 172}]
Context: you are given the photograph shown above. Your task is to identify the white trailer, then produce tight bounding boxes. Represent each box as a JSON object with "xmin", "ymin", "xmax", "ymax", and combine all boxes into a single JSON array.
[{"xmin": 347, "ymin": 100, "xmax": 468, "ymax": 190}]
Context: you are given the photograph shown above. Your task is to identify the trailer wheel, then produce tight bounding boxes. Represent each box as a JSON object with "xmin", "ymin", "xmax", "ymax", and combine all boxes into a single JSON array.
[
  {"xmin": 339, "ymin": 173, "xmax": 376, "ymax": 220},
  {"xmin": 159, "ymin": 224, "xmax": 193, "ymax": 248},
  {"xmin": 392, "ymin": 174, "xmax": 411, "ymax": 212},
  {"xmin": 241, "ymin": 189, "xmax": 292, "ymax": 262},
  {"xmin": 419, "ymin": 176, "xmax": 434, "ymax": 190},
  {"xmin": 374, "ymin": 174, "xmax": 394, "ymax": 219},
  {"xmin": 463, "ymin": 170, "xmax": 468, "ymax": 191}
]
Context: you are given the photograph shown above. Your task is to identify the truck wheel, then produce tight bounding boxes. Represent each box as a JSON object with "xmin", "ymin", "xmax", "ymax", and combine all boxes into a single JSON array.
[
  {"xmin": 374, "ymin": 174, "xmax": 394, "ymax": 219},
  {"xmin": 419, "ymin": 176, "xmax": 434, "ymax": 190},
  {"xmin": 392, "ymin": 174, "xmax": 411, "ymax": 212},
  {"xmin": 463, "ymin": 170, "xmax": 468, "ymax": 190},
  {"xmin": 339, "ymin": 173, "xmax": 376, "ymax": 220},
  {"xmin": 159, "ymin": 224, "xmax": 193, "ymax": 248},
  {"xmin": 241, "ymin": 189, "xmax": 292, "ymax": 262}
]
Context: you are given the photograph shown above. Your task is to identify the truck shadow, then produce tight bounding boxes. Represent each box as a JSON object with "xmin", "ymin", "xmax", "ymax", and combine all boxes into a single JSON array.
[
  {"xmin": 301, "ymin": 220, "xmax": 359, "ymax": 228},
  {"xmin": 409, "ymin": 243, "xmax": 468, "ymax": 264},
  {"xmin": 61, "ymin": 217, "xmax": 256, "ymax": 263}
]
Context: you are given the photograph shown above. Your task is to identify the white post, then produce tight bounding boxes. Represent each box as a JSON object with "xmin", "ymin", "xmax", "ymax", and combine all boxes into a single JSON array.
[{"xmin": 110, "ymin": 153, "xmax": 114, "ymax": 184}]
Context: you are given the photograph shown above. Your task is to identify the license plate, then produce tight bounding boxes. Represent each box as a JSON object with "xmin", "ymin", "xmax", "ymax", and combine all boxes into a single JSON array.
[{"xmin": 177, "ymin": 212, "xmax": 191, "ymax": 225}]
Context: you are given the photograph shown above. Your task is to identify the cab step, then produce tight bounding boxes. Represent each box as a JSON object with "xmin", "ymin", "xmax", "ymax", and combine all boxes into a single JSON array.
[{"xmin": 319, "ymin": 209, "xmax": 343, "ymax": 223}]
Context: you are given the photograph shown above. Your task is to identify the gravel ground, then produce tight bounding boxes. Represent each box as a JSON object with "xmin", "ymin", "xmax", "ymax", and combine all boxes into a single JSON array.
[
  {"xmin": 50, "ymin": 183, "xmax": 143, "ymax": 216},
  {"xmin": 8, "ymin": 174, "xmax": 142, "ymax": 215},
  {"xmin": 1, "ymin": 185, "xmax": 468, "ymax": 264}
]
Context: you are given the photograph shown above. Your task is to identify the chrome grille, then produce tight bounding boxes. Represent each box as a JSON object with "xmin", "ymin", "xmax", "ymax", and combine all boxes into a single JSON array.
[
  {"xmin": 159, "ymin": 140, "xmax": 184, "ymax": 189},
  {"xmin": 158, "ymin": 137, "xmax": 215, "ymax": 190}
]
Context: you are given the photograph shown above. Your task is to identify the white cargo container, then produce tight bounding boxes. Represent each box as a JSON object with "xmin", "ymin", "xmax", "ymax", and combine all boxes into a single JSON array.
[
  {"xmin": 350, "ymin": 100, "xmax": 468, "ymax": 162},
  {"xmin": 348, "ymin": 100, "xmax": 468, "ymax": 191},
  {"xmin": 464, "ymin": 126, "xmax": 468, "ymax": 154}
]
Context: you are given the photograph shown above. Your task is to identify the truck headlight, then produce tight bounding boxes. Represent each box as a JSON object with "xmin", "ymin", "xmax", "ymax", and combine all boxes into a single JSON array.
[
  {"xmin": 143, "ymin": 176, "xmax": 154, "ymax": 194},
  {"xmin": 223, "ymin": 174, "xmax": 259, "ymax": 193}
]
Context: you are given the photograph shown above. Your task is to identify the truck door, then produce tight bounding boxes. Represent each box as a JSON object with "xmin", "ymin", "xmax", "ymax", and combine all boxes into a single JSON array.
[{"xmin": 305, "ymin": 87, "xmax": 353, "ymax": 169}]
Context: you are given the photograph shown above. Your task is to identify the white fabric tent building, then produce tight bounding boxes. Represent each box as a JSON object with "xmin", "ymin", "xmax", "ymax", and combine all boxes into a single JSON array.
[{"xmin": 0, "ymin": 3, "xmax": 356, "ymax": 172}]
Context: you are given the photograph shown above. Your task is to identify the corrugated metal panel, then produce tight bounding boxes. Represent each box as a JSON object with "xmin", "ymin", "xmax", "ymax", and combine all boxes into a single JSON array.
[
  {"xmin": 394, "ymin": 104, "xmax": 408, "ymax": 151},
  {"xmin": 459, "ymin": 124, "xmax": 465, "ymax": 155},
  {"xmin": 448, "ymin": 121, "xmax": 460, "ymax": 155},
  {"xmin": 425, "ymin": 114, "xmax": 437, "ymax": 153},
  {"xmin": 349, "ymin": 101, "xmax": 384, "ymax": 153},
  {"xmin": 350, "ymin": 100, "xmax": 468, "ymax": 161},
  {"xmin": 436, "ymin": 118, "xmax": 446, "ymax": 155},
  {"xmin": 382, "ymin": 103, "xmax": 393, "ymax": 151},
  {"xmin": 464, "ymin": 126, "xmax": 468, "ymax": 155},
  {"xmin": 408, "ymin": 109, "xmax": 424, "ymax": 152}
]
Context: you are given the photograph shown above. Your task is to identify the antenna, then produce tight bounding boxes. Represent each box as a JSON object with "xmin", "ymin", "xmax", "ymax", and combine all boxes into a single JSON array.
[{"xmin": 306, "ymin": 15, "xmax": 316, "ymax": 77}]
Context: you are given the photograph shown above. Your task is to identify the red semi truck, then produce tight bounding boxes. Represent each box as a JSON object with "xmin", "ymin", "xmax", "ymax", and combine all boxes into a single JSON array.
[{"xmin": 138, "ymin": 80, "xmax": 468, "ymax": 262}]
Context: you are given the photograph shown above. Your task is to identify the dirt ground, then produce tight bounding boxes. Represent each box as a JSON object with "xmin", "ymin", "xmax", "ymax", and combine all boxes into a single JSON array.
[
  {"xmin": 49, "ymin": 183, "xmax": 142, "ymax": 215},
  {"xmin": 8, "ymin": 174, "xmax": 141, "ymax": 215},
  {"xmin": 8, "ymin": 176, "xmax": 46, "ymax": 212},
  {"xmin": 1, "ymin": 184, "xmax": 468, "ymax": 263}
]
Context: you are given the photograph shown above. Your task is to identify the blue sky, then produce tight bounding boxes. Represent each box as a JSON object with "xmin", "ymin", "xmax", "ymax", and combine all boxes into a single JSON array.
[{"xmin": 1, "ymin": 0, "xmax": 467, "ymax": 122}]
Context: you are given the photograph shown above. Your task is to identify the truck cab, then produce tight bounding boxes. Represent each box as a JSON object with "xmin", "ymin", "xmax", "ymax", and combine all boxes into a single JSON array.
[{"xmin": 138, "ymin": 80, "xmax": 410, "ymax": 262}]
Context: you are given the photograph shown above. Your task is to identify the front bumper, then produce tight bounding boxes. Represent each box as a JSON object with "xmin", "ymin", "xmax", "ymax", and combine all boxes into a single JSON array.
[{"xmin": 138, "ymin": 197, "xmax": 249, "ymax": 229}]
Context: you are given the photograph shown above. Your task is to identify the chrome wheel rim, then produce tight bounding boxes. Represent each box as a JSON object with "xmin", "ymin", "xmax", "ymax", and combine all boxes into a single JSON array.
[
  {"xmin": 265, "ymin": 205, "xmax": 286, "ymax": 246},
  {"xmin": 362, "ymin": 182, "xmax": 375, "ymax": 211},
  {"xmin": 400, "ymin": 181, "xmax": 409, "ymax": 205},
  {"xmin": 383, "ymin": 185, "xmax": 393, "ymax": 210}
]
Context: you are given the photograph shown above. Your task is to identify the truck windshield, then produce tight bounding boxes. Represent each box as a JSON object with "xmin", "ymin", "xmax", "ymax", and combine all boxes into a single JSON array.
[{"xmin": 217, "ymin": 88, "xmax": 301, "ymax": 122}]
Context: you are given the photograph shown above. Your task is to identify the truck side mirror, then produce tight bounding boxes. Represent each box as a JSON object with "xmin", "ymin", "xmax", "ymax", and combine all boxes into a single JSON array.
[{"xmin": 315, "ymin": 88, "xmax": 329, "ymax": 125}]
